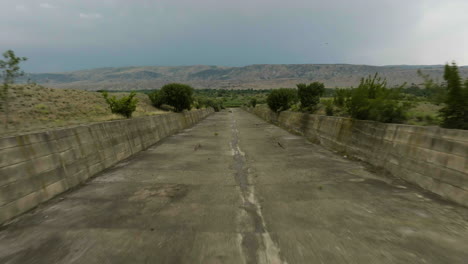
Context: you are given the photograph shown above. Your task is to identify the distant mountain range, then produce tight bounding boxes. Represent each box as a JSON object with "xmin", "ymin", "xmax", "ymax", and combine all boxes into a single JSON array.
[{"xmin": 22, "ymin": 64, "xmax": 468, "ymax": 90}]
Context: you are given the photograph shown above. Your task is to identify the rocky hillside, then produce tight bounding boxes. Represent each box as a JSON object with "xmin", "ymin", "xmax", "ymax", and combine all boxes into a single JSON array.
[{"xmin": 23, "ymin": 64, "xmax": 468, "ymax": 90}]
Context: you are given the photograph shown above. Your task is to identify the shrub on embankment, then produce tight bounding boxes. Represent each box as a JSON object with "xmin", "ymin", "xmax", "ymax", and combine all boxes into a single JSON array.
[
  {"xmin": 266, "ymin": 74, "xmax": 413, "ymax": 125},
  {"xmin": 194, "ymin": 97, "xmax": 224, "ymax": 112},
  {"xmin": 341, "ymin": 74, "xmax": 411, "ymax": 124},
  {"xmin": 297, "ymin": 82, "xmax": 325, "ymax": 112},
  {"xmin": 266, "ymin": 83, "xmax": 326, "ymax": 113},
  {"xmin": 102, "ymin": 91, "xmax": 138, "ymax": 118},
  {"xmin": 328, "ymin": 63, "xmax": 468, "ymax": 128},
  {"xmin": 149, "ymin": 83, "xmax": 194, "ymax": 112},
  {"xmin": 267, "ymin": 88, "xmax": 298, "ymax": 112}
]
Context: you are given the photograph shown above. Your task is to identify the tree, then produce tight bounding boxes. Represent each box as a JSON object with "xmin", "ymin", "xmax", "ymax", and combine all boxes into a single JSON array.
[
  {"xmin": 439, "ymin": 63, "xmax": 468, "ymax": 129},
  {"xmin": 102, "ymin": 91, "xmax": 138, "ymax": 118},
  {"xmin": 267, "ymin": 88, "xmax": 298, "ymax": 112},
  {"xmin": 158, "ymin": 83, "xmax": 194, "ymax": 112},
  {"xmin": 0, "ymin": 50, "xmax": 27, "ymax": 128},
  {"xmin": 345, "ymin": 73, "xmax": 410, "ymax": 123},
  {"xmin": 297, "ymin": 82, "xmax": 324, "ymax": 112}
]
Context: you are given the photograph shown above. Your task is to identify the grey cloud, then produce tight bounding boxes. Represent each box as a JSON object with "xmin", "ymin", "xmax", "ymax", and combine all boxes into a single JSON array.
[
  {"xmin": 0, "ymin": 0, "xmax": 466, "ymax": 72},
  {"xmin": 39, "ymin": 3, "xmax": 57, "ymax": 9},
  {"xmin": 79, "ymin": 13, "xmax": 103, "ymax": 19}
]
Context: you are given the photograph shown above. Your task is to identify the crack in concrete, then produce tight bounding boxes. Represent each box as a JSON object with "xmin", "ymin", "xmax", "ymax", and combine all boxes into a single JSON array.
[{"xmin": 230, "ymin": 110, "xmax": 286, "ymax": 264}]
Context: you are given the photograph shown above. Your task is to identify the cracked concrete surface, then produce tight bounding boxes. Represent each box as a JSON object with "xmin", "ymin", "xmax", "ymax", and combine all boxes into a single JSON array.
[{"xmin": 1, "ymin": 109, "xmax": 468, "ymax": 263}]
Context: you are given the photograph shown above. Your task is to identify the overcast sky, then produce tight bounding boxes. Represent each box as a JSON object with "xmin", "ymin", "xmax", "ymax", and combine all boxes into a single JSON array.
[{"xmin": 1, "ymin": 0, "xmax": 467, "ymax": 72}]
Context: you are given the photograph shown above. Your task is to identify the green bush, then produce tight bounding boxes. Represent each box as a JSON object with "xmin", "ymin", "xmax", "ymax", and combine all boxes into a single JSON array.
[
  {"xmin": 324, "ymin": 100, "xmax": 334, "ymax": 116},
  {"xmin": 333, "ymin": 88, "xmax": 348, "ymax": 107},
  {"xmin": 250, "ymin": 98, "xmax": 257, "ymax": 108},
  {"xmin": 148, "ymin": 90, "xmax": 164, "ymax": 108},
  {"xmin": 345, "ymin": 74, "xmax": 411, "ymax": 123},
  {"xmin": 290, "ymin": 103, "xmax": 301, "ymax": 112},
  {"xmin": 194, "ymin": 99, "xmax": 202, "ymax": 109},
  {"xmin": 267, "ymin": 88, "xmax": 298, "ymax": 112},
  {"xmin": 204, "ymin": 98, "xmax": 223, "ymax": 112},
  {"xmin": 297, "ymin": 82, "xmax": 324, "ymax": 112},
  {"xmin": 195, "ymin": 96, "xmax": 223, "ymax": 112},
  {"xmin": 102, "ymin": 91, "xmax": 138, "ymax": 118},
  {"xmin": 158, "ymin": 83, "xmax": 194, "ymax": 112}
]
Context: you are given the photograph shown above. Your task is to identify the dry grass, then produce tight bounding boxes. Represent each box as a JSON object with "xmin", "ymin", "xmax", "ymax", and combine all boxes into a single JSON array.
[
  {"xmin": 406, "ymin": 102, "xmax": 442, "ymax": 126},
  {"xmin": 309, "ymin": 99, "xmax": 443, "ymax": 126},
  {"xmin": 0, "ymin": 84, "xmax": 166, "ymax": 137}
]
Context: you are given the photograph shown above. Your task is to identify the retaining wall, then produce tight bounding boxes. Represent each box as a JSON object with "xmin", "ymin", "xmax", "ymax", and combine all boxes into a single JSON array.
[
  {"xmin": 246, "ymin": 105, "xmax": 468, "ymax": 206},
  {"xmin": 0, "ymin": 109, "xmax": 213, "ymax": 224}
]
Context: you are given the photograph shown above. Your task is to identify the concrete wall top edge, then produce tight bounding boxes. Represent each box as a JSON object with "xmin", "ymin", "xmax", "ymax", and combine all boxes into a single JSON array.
[
  {"xmin": 0, "ymin": 109, "xmax": 212, "ymax": 150},
  {"xmin": 253, "ymin": 106, "xmax": 468, "ymax": 142}
]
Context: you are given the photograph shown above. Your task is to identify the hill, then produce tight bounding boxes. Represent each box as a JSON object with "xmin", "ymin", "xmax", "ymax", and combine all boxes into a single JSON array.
[{"xmin": 22, "ymin": 64, "xmax": 468, "ymax": 90}]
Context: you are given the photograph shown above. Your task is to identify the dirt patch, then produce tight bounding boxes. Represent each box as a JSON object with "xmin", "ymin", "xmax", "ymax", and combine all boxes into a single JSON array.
[{"xmin": 129, "ymin": 184, "xmax": 189, "ymax": 202}]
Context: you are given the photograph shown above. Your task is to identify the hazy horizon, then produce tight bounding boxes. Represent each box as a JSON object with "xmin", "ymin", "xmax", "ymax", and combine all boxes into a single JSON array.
[
  {"xmin": 2, "ymin": 0, "xmax": 467, "ymax": 72},
  {"xmin": 27, "ymin": 63, "xmax": 466, "ymax": 74}
]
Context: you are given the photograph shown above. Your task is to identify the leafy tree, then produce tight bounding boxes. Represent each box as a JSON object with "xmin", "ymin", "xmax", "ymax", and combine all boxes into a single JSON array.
[
  {"xmin": 346, "ymin": 83, "xmax": 371, "ymax": 120},
  {"xmin": 102, "ymin": 91, "xmax": 138, "ymax": 118},
  {"xmin": 0, "ymin": 50, "xmax": 27, "ymax": 128},
  {"xmin": 297, "ymin": 82, "xmax": 324, "ymax": 112},
  {"xmin": 345, "ymin": 73, "xmax": 411, "ymax": 123},
  {"xmin": 267, "ymin": 88, "xmax": 298, "ymax": 112},
  {"xmin": 439, "ymin": 63, "xmax": 468, "ymax": 129},
  {"xmin": 159, "ymin": 83, "xmax": 194, "ymax": 112}
]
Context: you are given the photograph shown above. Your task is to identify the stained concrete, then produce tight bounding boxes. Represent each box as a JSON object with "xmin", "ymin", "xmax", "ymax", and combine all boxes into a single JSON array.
[
  {"xmin": 0, "ymin": 109, "xmax": 212, "ymax": 224},
  {"xmin": 1, "ymin": 109, "xmax": 468, "ymax": 263},
  {"xmin": 246, "ymin": 105, "xmax": 468, "ymax": 206}
]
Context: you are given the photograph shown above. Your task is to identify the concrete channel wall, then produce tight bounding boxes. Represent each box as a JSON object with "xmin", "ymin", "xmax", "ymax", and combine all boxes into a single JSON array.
[
  {"xmin": 0, "ymin": 109, "xmax": 213, "ymax": 224},
  {"xmin": 246, "ymin": 105, "xmax": 468, "ymax": 207}
]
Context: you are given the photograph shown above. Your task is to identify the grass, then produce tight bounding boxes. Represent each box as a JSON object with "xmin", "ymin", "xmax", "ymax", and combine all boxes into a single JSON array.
[
  {"xmin": 279, "ymin": 97, "xmax": 443, "ymax": 127},
  {"xmin": 406, "ymin": 102, "xmax": 442, "ymax": 126},
  {"xmin": 0, "ymin": 84, "xmax": 167, "ymax": 137}
]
